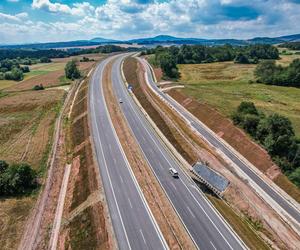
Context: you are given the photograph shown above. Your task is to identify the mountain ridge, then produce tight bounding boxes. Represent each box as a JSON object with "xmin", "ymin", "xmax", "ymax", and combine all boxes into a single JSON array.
[{"xmin": 1, "ymin": 33, "xmax": 300, "ymax": 49}]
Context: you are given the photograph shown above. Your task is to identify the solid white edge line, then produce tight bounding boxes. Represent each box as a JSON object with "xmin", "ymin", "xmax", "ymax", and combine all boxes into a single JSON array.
[
  {"xmin": 102, "ymin": 55, "xmax": 169, "ymax": 250},
  {"xmin": 122, "ymin": 56, "xmax": 248, "ymax": 250},
  {"xmin": 90, "ymin": 57, "xmax": 132, "ymax": 250}
]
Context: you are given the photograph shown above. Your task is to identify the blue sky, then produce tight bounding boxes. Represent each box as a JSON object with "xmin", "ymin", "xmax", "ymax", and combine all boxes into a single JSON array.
[{"xmin": 0, "ymin": 0, "xmax": 300, "ymax": 44}]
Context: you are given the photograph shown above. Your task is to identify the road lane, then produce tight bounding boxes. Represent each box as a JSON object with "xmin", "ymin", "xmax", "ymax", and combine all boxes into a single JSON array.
[
  {"xmin": 111, "ymin": 54, "xmax": 246, "ymax": 250},
  {"xmin": 89, "ymin": 56, "xmax": 168, "ymax": 250},
  {"xmin": 140, "ymin": 57, "xmax": 300, "ymax": 227}
]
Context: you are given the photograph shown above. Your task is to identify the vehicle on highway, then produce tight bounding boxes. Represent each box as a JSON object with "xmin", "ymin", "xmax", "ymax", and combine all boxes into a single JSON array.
[
  {"xmin": 169, "ymin": 167, "xmax": 179, "ymax": 178},
  {"xmin": 119, "ymin": 98, "xmax": 123, "ymax": 103}
]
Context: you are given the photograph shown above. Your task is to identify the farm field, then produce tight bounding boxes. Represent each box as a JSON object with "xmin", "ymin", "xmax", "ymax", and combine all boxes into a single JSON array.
[
  {"xmin": 0, "ymin": 89, "xmax": 64, "ymax": 249},
  {"xmin": 1, "ymin": 53, "xmax": 102, "ymax": 92},
  {"xmin": 0, "ymin": 53, "xmax": 103, "ymax": 249},
  {"xmin": 178, "ymin": 54, "xmax": 300, "ymax": 138}
]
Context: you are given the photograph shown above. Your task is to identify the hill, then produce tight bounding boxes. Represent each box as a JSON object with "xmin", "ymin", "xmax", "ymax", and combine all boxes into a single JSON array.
[{"xmin": 1, "ymin": 33, "xmax": 300, "ymax": 49}]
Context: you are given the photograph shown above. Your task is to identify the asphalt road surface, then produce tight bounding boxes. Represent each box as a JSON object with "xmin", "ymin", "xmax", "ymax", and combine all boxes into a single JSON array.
[
  {"xmin": 111, "ymin": 54, "xmax": 246, "ymax": 250},
  {"xmin": 89, "ymin": 55, "xmax": 168, "ymax": 250},
  {"xmin": 139, "ymin": 57, "xmax": 300, "ymax": 227}
]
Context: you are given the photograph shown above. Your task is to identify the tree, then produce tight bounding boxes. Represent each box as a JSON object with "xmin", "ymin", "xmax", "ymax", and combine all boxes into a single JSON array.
[
  {"xmin": 234, "ymin": 53, "xmax": 249, "ymax": 64},
  {"xmin": 4, "ymin": 68, "xmax": 23, "ymax": 81},
  {"xmin": 242, "ymin": 114, "xmax": 260, "ymax": 136},
  {"xmin": 257, "ymin": 114, "xmax": 296, "ymax": 159},
  {"xmin": 0, "ymin": 163, "xmax": 37, "ymax": 196},
  {"xmin": 289, "ymin": 168, "xmax": 300, "ymax": 187},
  {"xmin": 40, "ymin": 57, "xmax": 51, "ymax": 63},
  {"xmin": 237, "ymin": 101, "xmax": 259, "ymax": 115},
  {"xmin": 65, "ymin": 60, "xmax": 81, "ymax": 80},
  {"xmin": 158, "ymin": 52, "xmax": 180, "ymax": 78},
  {"xmin": 21, "ymin": 66, "xmax": 30, "ymax": 73}
]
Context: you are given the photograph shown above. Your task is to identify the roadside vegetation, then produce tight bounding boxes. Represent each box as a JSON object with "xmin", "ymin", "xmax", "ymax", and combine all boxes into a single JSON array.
[{"xmin": 233, "ymin": 102, "xmax": 300, "ymax": 187}]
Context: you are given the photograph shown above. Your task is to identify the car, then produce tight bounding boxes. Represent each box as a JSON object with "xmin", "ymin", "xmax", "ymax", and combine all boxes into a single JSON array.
[
  {"xmin": 169, "ymin": 167, "xmax": 179, "ymax": 178},
  {"xmin": 119, "ymin": 98, "xmax": 123, "ymax": 103}
]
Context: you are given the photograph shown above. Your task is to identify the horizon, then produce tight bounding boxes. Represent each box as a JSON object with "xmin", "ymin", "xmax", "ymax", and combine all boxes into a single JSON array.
[
  {"xmin": 1, "ymin": 1, "xmax": 300, "ymax": 44},
  {"xmin": 2, "ymin": 33, "xmax": 300, "ymax": 46}
]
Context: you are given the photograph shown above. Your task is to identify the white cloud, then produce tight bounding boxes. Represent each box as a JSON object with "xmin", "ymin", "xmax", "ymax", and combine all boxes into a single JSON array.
[
  {"xmin": 31, "ymin": 0, "xmax": 94, "ymax": 16},
  {"xmin": 1, "ymin": 0, "xmax": 300, "ymax": 43},
  {"xmin": 0, "ymin": 12, "xmax": 28, "ymax": 22}
]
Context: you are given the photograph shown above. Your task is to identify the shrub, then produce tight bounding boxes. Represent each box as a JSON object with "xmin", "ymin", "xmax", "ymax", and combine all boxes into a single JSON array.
[
  {"xmin": 40, "ymin": 57, "xmax": 51, "ymax": 63},
  {"xmin": 33, "ymin": 84, "xmax": 44, "ymax": 91},
  {"xmin": 289, "ymin": 168, "xmax": 300, "ymax": 187}
]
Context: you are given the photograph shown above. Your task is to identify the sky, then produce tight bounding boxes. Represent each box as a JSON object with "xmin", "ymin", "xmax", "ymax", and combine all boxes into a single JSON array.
[{"xmin": 0, "ymin": 0, "xmax": 300, "ymax": 44}]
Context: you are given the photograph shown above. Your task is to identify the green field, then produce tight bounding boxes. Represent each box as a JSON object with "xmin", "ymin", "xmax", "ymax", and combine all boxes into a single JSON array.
[
  {"xmin": 178, "ymin": 55, "xmax": 300, "ymax": 138},
  {"xmin": 0, "ymin": 62, "xmax": 65, "ymax": 90}
]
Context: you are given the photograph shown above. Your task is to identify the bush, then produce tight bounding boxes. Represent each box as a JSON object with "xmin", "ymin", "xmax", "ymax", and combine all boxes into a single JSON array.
[
  {"xmin": 0, "ymin": 162, "xmax": 37, "ymax": 196},
  {"xmin": 21, "ymin": 66, "xmax": 30, "ymax": 73},
  {"xmin": 40, "ymin": 57, "xmax": 51, "ymax": 63},
  {"xmin": 237, "ymin": 101, "xmax": 259, "ymax": 115},
  {"xmin": 33, "ymin": 84, "xmax": 44, "ymax": 90},
  {"xmin": 242, "ymin": 114, "xmax": 260, "ymax": 137},
  {"xmin": 234, "ymin": 53, "xmax": 249, "ymax": 64},
  {"xmin": 289, "ymin": 168, "xmax": 300, "ymax": 187}
]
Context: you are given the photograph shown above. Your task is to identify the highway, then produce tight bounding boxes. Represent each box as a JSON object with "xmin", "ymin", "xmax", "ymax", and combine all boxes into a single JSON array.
[
  {"xmin": 111, "ymin": 54, "xmax": 246, "ymax": 250},
  {"xmin": 89, "ymin": 55, "xmax": 168, "ymax": 250},
  {"xmin": 138, "ymin": 57, "xmax": 300, "ymax": 227}
]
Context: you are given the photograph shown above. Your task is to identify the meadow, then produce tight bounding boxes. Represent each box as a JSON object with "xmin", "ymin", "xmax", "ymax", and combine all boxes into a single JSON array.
[{"xmin": 178, "ymin": 53, "xmax": 300, "ymax": 138}]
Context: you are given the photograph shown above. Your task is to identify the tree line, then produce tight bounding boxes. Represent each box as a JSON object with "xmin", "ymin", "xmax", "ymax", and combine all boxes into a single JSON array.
[
  {"xmin": 279, "ymin": 42, "xmax": 300, "ymax": 50},
  {"xmin": 255, "ymin": 59, "xmax": 300, "ymax": 87},
  {"xmin": 0, "ymin": 45, "xmax": 132, "ymax": 61},
  {"xmin": 142, "ymin": 44, "xmax": 279, "ymax": 78},
  {"xmin": 232, "ymin": 102, "xmax": 300, "ymax": 187}
]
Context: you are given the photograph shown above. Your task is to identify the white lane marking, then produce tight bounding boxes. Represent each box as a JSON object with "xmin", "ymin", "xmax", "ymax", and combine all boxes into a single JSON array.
[
  {"xmin": 120, "ymin": 175, "xmax": 124, "ymax": 184},
  {"xmin": 128, "ymin": 198, "xmax": 133, "ymax": 209},
  {"xmin": 89, "ymin": 59, "xmax": 132, "ymax": 250},
  {"xmin": 113, "ymin": 158, "xmax": 117, "ymax": 164},
  {"xmin": 140, "ymin": 229, "xmax": 147, "ymax": 245},
  {"xmin": 103, "ymin": 57, "xmax": 169, "ymax": 250},
  {"xmin": 170, "ymin": 182, "xmax": 177, "ymax": 191},
  {"xmin": 210, "ymin": 241, "xmax": 217, "ymax": 250},
  {"xmin": 118, "ymin": 67, "xmax": 236, "ymax": 250},
  {"xmin": 187, "ymin": 206, "xmax": 195, "ymax": 218}
]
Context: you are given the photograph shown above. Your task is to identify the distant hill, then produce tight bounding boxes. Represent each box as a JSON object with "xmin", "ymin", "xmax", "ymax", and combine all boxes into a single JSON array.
[
  {"xmin": 1, "ymin": 33, "xmax": 300, "ymax": 49},
  {"xmin": 90, "ymin": 37, "xmax": 120, "ymax": 43},
  {"xmin": 276, "ymin": 34, "xmax": 300, "ymax": 42}
]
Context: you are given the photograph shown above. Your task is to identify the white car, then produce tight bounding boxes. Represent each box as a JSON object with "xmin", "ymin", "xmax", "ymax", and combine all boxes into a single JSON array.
[
  {"xmin": 119, "ymin": 98, "xmax": 123, "ymax": 103},
  {"xmin": 169, "ymin": 167, "xmax": 179, "ymax": 178}
]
